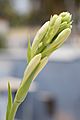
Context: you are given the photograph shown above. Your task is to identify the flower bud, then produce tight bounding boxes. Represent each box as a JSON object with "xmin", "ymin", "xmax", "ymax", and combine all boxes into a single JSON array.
[
  {"xmin": 42, "ymin": 28, "xmax": 71, "ymax": 57},
  {"xmin": 31, "ymin": 21, "xmax": 49, "ymax": 57},
  {"xmin": 43, "ymin": 15, "xmax": 62, "ymax": 45},
  {"xmin": 14, "ymin": 55, "xmax": 47, "ymax": 103},
  {"xmin": 50, "ymin": 14, "xmax": 58, "ymax": 26},
  {"xmin": 23, "ymin": 54, "xmax": 41, "ymax": 84},
  {"xmin": 60, "ymin": 12, "xmax": 72, "ymax": 23},
  {"xmin": 31, "ymin": 57, "xmax": 48, "ymax": 81}
]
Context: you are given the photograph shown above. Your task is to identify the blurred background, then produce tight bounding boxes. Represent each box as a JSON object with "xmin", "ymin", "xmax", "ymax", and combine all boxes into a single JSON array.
[{"xmin": 0, "ymin": 0, "xmax": 80, "ymax": 120}]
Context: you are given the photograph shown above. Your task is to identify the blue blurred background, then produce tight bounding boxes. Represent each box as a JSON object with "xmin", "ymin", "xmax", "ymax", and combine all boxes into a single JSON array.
[{"xmin": 0, "ymin": 0, "xmax": 80, "ymax": 120}]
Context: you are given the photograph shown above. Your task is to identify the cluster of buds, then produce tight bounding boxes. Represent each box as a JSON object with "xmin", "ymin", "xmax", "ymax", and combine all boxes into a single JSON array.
[
  {"xmin": 6, "ymin": 12, "xmax": 72, "ymax": 120},
  {"xmin": 15, "ymin": 12, "xmax": 72, "ymax": 104},
  {"xmin": 31, "ymin": 12, "xmax": 72, "ymax": 59}
]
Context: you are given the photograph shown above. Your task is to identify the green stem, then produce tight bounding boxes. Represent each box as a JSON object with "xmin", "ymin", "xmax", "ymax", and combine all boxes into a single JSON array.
[{"xmin": 8, "ymin": 101, "xmax": 20, "ymax": 120}]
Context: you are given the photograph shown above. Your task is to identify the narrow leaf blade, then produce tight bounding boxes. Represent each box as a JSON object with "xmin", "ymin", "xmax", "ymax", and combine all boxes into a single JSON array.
[{"xmin": 6, "ymin": 81, "xmax": 12, "ymax": 120}]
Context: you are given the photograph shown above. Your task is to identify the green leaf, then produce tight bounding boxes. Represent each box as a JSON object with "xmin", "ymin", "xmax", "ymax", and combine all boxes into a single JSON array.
[
  {"xmin": 27, "ymin": 38, "xmax": 31, "ymax": 64},
  {"xmin": 6, "ymin": 81, "xmax": 12, "ymax": 120}
]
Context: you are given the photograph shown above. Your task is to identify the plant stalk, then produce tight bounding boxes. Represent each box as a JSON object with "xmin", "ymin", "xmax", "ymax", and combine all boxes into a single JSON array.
[{"xmin": 8, "ymin": 101, "xmax": 20, "ymax": 120}]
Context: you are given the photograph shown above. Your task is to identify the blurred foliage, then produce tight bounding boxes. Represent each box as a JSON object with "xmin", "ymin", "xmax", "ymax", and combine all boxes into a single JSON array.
[
  {"xmin": 0, "ymin": 0, "xmax": 13, "ymax": 19},
  {"xmin": 0, "ymin": 0, "xmax": 67, "ymax": 26},
  {"xmin": 1, "ymin": 0, "xmax": 79, "ymax": 26},
  {"xmin": 0, "ymin": 35, "xmax": 7, "ymax": 48},
  {"xmin": 27, "ymin": 0, "xmax": 66, "ymax": 25}
]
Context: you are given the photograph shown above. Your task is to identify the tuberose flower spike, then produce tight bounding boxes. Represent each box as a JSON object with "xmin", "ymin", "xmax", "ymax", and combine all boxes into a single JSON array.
[{"xmin": 7, "ymin": 12, "xmax": 72, "ymax": 120}]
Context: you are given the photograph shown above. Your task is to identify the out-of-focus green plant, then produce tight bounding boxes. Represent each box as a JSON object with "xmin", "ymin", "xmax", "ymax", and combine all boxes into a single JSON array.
[
  {"xmin": 6, "ymin": 12, "xmax": 72, "ymax": 120},
  {"xmin": 0, "ymin": 35, "xmax": 7, "ymax": 48}
]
